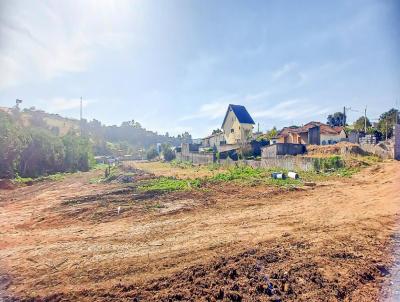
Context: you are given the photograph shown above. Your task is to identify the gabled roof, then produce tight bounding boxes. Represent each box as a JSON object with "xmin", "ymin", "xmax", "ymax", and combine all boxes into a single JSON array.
[
  {"xmin": 222, "ymin": 104, "xmax": 255, "ymax": 128},
  {"xmin": 303, "ymin": 122, "xmax": 344, "ymax": 135},
  {"xmin": 277, "ymin": 122, "xmax": 344, "ymax": 137}
]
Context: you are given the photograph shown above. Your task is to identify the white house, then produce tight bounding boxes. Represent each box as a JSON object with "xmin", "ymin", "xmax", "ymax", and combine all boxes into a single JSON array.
[{"xmin": 221, "ymin": 104, "xmax": 255, "ymax": 145}]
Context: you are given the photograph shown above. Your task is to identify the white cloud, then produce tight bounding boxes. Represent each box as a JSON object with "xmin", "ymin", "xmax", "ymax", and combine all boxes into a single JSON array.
[
  {"xmin": 179, "ymin": 95, "xmax": 237, "ymax": 121},
  {"xmin": 254, "ymin": 99, "xmax": 331, "ymax": 121},
  {"xmin": 272, "ymin": 63, "xmax": 297, "ymax": 80},
  {"xmin": 0, "ymin": 0, "xmax": 140, "ymax": 90},
  {"xmin": 244, "ymin": 90, "xmax": 271, "ymax": 102},
  {"xmin": 179, "ymin": 102, "xmax": 228, "ymax": 121}
]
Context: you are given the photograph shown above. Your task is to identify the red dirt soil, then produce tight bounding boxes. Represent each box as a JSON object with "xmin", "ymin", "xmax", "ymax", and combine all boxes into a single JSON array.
[{"xmin": 0, "ymin": 162, "xmax": 399, "ymax": 301}]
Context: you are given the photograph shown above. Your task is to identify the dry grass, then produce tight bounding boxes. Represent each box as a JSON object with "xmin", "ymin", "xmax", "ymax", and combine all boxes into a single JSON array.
[{"xmin": 124, "ymin": 161, "xmax": 225, "ymax": 179}]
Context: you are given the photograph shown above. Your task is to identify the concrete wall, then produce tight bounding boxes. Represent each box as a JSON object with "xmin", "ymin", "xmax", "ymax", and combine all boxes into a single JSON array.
[
  {"xmin": 308, "ymin": 126, "xmax": 320, "ymax": 145},
  {"xmin": 243, "ymin": 156, "xmax": 316, "ymax": 171},
  {"xmin": 320, "ymin": 131, "xmax": 346, "ymax": 145},
  {"xmin": 262, "ymin": 143, "xmax": 306, "ymax": 158},
  {"xmin": 176, "ymin": 152, "xmax": 215, "ymax": 165},
  {"xmin": 219, "ymin": 156, "xmax": 317, "ymax": 171},
  {"xmin": 393, "ymin": 124, "xmax": 400, "ymax": 160},
  {"xmin": 181, "ymin": 143, "xmax": 200, "ymax": 153}
]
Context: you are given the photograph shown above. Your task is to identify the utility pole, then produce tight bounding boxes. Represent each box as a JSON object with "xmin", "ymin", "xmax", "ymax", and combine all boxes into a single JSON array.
[
  {"xmin": 343, "ymin": 106, "xmax": 346, "ymax": 127},
  {"xmin": 385, "ymin": 120, "xmax": 388, "ymax": 140},
  {"xmin": 364, "ymin": 106, "xmax": 367, "ymax": 133},
  {"xmin": 80, "ymin": 96, "xmax": 83, "ymax": 137}
]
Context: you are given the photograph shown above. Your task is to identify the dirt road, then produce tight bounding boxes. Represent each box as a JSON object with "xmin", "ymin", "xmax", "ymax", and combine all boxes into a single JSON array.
[{"xmin": 0, "ymin": 161, "xmax": 399, "ymax": 301}]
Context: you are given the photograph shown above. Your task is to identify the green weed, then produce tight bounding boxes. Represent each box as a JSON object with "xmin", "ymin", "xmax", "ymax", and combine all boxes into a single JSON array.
[
  {"xmin": 14, "ymin": 172, "xmax": 67, "ymax": 184},
  {"xmin": 170, "ymin": 160, "xmax": 195, "ymax": 169},
  {"xmin": 313, "ymin": 156, "xmax": 344, "ymax": 171},
  {"xmin": 139, "ymin": 177, "xmax": 202, "ymax": 193}
]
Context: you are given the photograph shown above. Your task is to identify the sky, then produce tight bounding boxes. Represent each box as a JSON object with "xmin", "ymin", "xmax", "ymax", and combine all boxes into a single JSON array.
[{"xmin": 0, "ymin": 0, "xmax": 399, "ymax": 138}]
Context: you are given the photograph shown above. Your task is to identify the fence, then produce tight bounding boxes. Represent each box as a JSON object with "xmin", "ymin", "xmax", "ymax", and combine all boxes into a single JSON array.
[
  {"xmin": 219, "ymin": 156, "xmax": 317, "ymax": 171},
  {"xmin": 176, "ymin": 152, "xmax": 215, "ymax": 165}
]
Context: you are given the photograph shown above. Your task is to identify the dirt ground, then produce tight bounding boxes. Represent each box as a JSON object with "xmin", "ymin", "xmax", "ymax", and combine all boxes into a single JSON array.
[
  {"xmin": 129, "ymin": 161, "xmax": 223, "ymax": 179},
  {"xmin": 0, "ymin": 161, "xmax": 399, "ymax": 301}
]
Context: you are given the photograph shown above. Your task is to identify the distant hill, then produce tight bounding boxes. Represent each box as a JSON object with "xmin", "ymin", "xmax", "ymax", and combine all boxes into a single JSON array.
[{"xmin": 1, "ymin": 106, "xmax": 191, "ymax": 156}]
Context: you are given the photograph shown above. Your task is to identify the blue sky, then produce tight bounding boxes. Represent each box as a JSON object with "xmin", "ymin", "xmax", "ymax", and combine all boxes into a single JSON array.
[{"xmin": 0, "ymin": 0, "xmax": 399, "ymax": 137}]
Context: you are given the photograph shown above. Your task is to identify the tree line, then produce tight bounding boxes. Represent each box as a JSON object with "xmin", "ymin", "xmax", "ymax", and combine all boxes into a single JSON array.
[
  {"xmin": 327, "ymin": 108, "xmax": 399, "ymax": 139},
  {"xmin": 0, "ymin": 111, "xmax": 94, "ymax": 179},
  {"xmin": 79, "ymin": 118, "xmax": 191, "ymax": 156}
]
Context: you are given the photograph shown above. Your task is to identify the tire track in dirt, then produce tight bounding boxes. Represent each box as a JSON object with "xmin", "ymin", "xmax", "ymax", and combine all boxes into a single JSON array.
[{"xmin": 0, "ymin": 161, "xmax": 399, "ymax": 301}]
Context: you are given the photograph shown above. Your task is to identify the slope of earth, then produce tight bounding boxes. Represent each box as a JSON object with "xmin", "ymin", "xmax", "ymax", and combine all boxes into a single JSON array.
[{"xmin": 0, "ymin": 161, "xmax": 399, "ymax": 301}]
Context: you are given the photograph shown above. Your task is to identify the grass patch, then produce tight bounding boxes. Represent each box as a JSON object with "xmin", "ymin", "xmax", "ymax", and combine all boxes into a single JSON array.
[
  {"xmin": 210, "ymin": 166, "xmax": 303, "ymax": 187},
  {"xmin": 313, "ymin": 155, "xmax": 344, "ymax": 172},
  {"xmin": 211, "ymin": 166, "xmax": 266, "ymax": 182},
  {"xmin": 14, "ymin": 172, "xmax": 67, "ymax": 184},
  {"xmin": 139, "ymin": 177, "xmax": 202, "ymax": 193},
  {"xmin": 170, "ymin": 160, "xmax": 195, "ymax": 169}
]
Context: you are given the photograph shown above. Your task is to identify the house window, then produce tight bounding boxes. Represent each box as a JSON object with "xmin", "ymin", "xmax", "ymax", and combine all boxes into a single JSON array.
[{"xmin": 231, "ymin": 129, "xmax": 234, "ymax": 133}]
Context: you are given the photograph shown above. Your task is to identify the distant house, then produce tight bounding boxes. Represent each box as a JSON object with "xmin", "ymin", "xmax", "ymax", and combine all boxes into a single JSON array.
[
  {"xmin": 221, "ymin": 104, "xmax": 255, "ymax": 144},
  {"xmin": 276, "ymin": 122, "xmax": 346, "ymax": 145},
  {"xmin": 201, "ymin": 132, "xmax": 226, "ymax": 148}
]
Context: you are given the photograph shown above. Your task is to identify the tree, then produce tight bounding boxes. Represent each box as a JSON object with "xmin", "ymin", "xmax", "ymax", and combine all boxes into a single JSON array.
[
  {"xmin": 377, "ymin": 108, "xmax": 399, "ymax": 139},
  {"xmin": 146, "ymin": 147, "xmax": 158, "ymax": 160},
  {"xmin": 266, "ymin": 127, "xmax": 278, "ymax": 139},
  {"xmin": 353, "ymin": 116, "xmax": 371, "ymax": 132},
  {"xmin": 212, "ymin": 129, "xmax": 222, "ymax": 135},
  {"xmin": 0, "ymin": 112, "xmax": 27, "ymax": 178},
  {"xmin": 162, "ymin": 144, "xmax": 175, "ymax": 161},
  {"xmin": 180, "ymin": 131, "xmax": 192, "ymax": 143},
  {"xmin": 327, "ymin": 112, "xmax": 346, "ymax": 127},
  {"xmin": 19, "ymin": 129, "xmax": 65, "ymax": 177},
  {"xmin": 62, "ymin": 133, "xmax": 94, "ymax": 173}
]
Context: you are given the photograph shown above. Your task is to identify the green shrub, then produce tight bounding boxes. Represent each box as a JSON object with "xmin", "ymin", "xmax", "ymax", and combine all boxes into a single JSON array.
[
  {"xmin": 170, "ymin": 160, "xmax": 194, "ymax": 169},
  {"xmin": 146, "ymin": 147, "xmax": 158, "ymax": 160},
  {"xmin": 313, "ymin": 156, "xmax": 344, "ymax": 171},
  {"xmin": 163, "ymin": 147, "xmax": 176, "ymax": 161}
]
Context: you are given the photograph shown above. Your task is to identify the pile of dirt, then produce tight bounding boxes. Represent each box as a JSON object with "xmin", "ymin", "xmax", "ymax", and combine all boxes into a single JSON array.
[
  {"xmin": 306, "ymin": 142, "xmax": 366, "ymax": 157},
  {"xmin": 0, "ymin": 179, "xmax": 15, "ymax": 190},
  {"xmin": 360, "ymin": 139, "xmax": 394, "ymax": 159},
  {"xmin": 108, "ymin": 167, "xmax": 155, "ymax": 184},
  {"xmin": 9, "ymin": 233, "xmax": 391, "ymax": 302}
]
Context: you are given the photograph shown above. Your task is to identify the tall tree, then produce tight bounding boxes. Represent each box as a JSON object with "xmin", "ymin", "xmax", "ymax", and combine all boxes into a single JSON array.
[
  {"xmin": 377, "ymin": 108, "xmax": 399, "ymax": 139},
  {"xmin": 327, "ymin": 112, "xmax": 346, "ymax": 127},
  {"xmin": 19, "ymin": 129, "xmax": 65, "ymax": 177},
  {"xmin": 353, "ymin": 116, "xmax": 371, "ymax": 132},
  {"xmin": 0, "ymin": 112, "xmax": 27, "ymax": 178}
]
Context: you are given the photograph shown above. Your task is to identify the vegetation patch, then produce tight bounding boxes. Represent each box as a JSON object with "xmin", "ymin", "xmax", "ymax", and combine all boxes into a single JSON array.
[
  {"xmin": 138, "ymin": 177, "xmax": 202, "ymax": 193},
  {"xmin": 313, "ymin": 155, "xmax": 344, "ymax": 172},
  {"xmin": 14, "ymin": 172, "xmax": 67, "ymax": 184},
  {"xmin": 210, "ymin": 166, "xmax": 301, "ymax": 187},
  {"xmin": 170, "ymin": 160, "xmax": 195, "ymax": 169}
]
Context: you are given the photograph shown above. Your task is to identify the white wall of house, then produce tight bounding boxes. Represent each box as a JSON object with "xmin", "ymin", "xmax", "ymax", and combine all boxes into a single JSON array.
[{"xmin": 320, "ymin": 130, "xmax": 346, "ymax": 145}]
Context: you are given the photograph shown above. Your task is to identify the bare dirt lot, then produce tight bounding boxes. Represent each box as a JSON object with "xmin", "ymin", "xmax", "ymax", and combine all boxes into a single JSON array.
[{"xmin": 0, "ymin": 161, "xmax": 399, "ymax": 301}]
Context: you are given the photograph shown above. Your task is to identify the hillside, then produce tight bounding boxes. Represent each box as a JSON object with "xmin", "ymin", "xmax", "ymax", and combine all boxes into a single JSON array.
[{"xmin": 0, "ymin": 106, "xmax": 191, "ymax": 156}]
